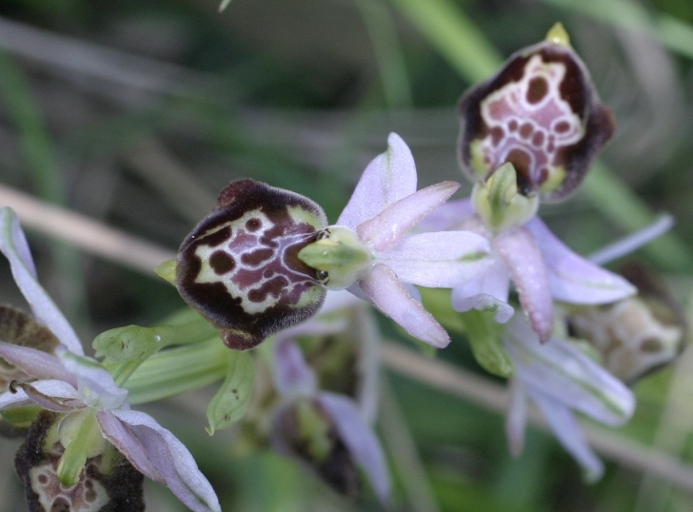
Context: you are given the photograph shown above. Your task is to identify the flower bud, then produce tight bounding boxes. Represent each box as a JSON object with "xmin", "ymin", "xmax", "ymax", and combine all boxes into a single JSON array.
[
  {"xmin": 176, "ymin": 179, "xmax": 328, "ymax": 350},
  {"xmin": 458, "ymin": 23, "xmax": 614, "ymax": 201}
]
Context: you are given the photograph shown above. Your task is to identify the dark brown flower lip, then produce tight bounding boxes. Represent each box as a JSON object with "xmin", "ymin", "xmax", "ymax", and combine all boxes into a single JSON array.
[
  {"xmin": 176, "ymin": 179, "xmax": 328, "ymax": 350},
  {"xmin": 458, "ymin": 36, "xmax": 614, "ymax": 202}
]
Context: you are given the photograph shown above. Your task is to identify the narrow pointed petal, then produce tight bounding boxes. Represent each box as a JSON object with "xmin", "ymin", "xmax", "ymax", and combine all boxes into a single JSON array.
[
  {"xmin": 379, "ymin": 231, "xmax": 490, "ymax": 288},
  {"xmin": 317, "ymin": 392, "xmax": 390, "ymax": 505},
  {"xmin": 529, "ymin": 391, "xmax": 604, "ymax": 482},
  {"xmin": 0, "ymin": 208, "xmax": 83, "ymax": 355},
  {"xmin": 358, "ymin": 181, "xmax": 461, "ymax": 252},
  {"xmin": 273, "ymin": 338, "xmax": 318, "ymax": 399},
  {"xmin": 0, "ymin": 343, "xmax": 76, "ymax": 385},
  {"xmin": 451, "ymin": 258, "xmax": 514, "ymax": 322},
  {"xmin": 587, "ymin": 214, "xmax": 674, "ymax": 266},
  {"xmin": 359, "ymin": 264, "xmax": 449, "ymax": 348},
  {"xmin": 96, "ymin": 410, "xmax": 164, "ymax": 484},
  {"xmin": 527, "ymin": 218, "xmax": 636, "ymax": 304},
  {"xmin": 337, "ymin": 133, "xmax": 417, "ymax": 230},
  {"xmin": 111, "ymin": 409, "xmax": 221, "ymax": 512},
  {"xmin": 495, "ymin": 227, "xmax": 553, "ymax": 342},
  {"xmin": 505, "ymin": 379, "xmax": 528, "ymax": 457},
  {"xmin": 504, "ymin": 315, "xmax": 635, "ymax": 426}
]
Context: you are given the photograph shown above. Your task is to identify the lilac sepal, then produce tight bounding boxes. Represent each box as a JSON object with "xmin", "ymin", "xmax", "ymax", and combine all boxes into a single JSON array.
[
  {"xmin": 273, "ymin": 337, "xmax": 318, "ymax": 399},
  {"xmin": 337, "ymin": 133, "xmax": 417, "ymax": 229},
  {"xmin": 0, "ymin": 208, "xmax": 83, "ymax": 355},
  {"xmin": 528, "ymin": 390, "xmax": 604, "ymax": 482},
  {"xmin": 316, "ymin": 392, "xmax": 391, "ymax": 505},
  {"xmin": 526, "ymin": 217, "xmax": 636, "ymax": 304},
  {"xmin": 96, "ymin": 410, "xmax": 163, "ymax": 483},
  {"xmin": 451, "ymin": 257, "xmax": 513, "ymax": 322},
  {"xmin": 0, "ymin": 342, "xmax": 77, "ymax": 385},
  {"xmin": 109, "ymin": 409, "xmax": 221, "ymax": 512},
  {"xmin": 504, "ymin": 315, "xmax": 634, "ymax": 426},
  {"xmin": 360, "ymin": 264, "xmax": 450, "ymax": 347},
  {"xmin": 495, "ymin": 227, "xmax": 553, "ymax": 343},
  {"xmin": 378, "ymin": 231, "xmax": 489, "ymax": 288},
  {"xmin": 358, "ymin": 181, "xmax": 461, "ymax": 252}
]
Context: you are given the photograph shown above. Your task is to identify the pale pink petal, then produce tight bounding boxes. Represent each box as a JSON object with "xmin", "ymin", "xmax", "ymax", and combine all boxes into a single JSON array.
[
  {"xmin": 357, "ymin": 181, "xmax": 461, "ymax": 252},
  {"xmin": 495, "ymin": 227, "xmax": 553, "ymax": 342},
  {"xmin": 0, "ymin": 343, "xmax": 76, "ymax": 385},
  {"xmin": 505, "ymin": 379, "xmax": 528, "ymax": 457},
  {"xmin": 527, "ymin": 218, "xmax": 636, "ymax": 304},
  {"xmin": 378, "ymin": 231, "xmax": 490, "ymax": 288},
  {"xmin": 0, "ymin": 208, "xmax": 84, "ymax": 355},
  {"xmin": 273, "ymin": 338, "xmax": 318, "ymax": 399},
  {"xmin": 337, "ymin": 133, "xmax": 417, "ymax": 230},
  {"xmin": 96, "ymin": 410, "xmax": 164, "ymax": 484},
  {"xmin": 317, "ymin": 392, "xmax": 390, "ymax": 505},
  {"xmin": 112, "ymin": 409, "xmax": 221, "ymax": 512},
  {"xmin": 359, "ymin": 264, "xmax": 449, "ymax": 348},
  {"xmin": 451, "ymin": 257, "xmax": 514, "ymax": 322},
  {"xmin": 529, "ymin": 391, "xmax": 604, "ymax": 482}
]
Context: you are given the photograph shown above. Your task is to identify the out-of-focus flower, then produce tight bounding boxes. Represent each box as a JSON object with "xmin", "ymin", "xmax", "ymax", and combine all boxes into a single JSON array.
[
  {"xmin": 458, "ymin": 23, "xmax": 614, "ymax": 201},
  {"xmin": 503, "ymin": 313, "xmax": 635, "ymax": 481},
  {"xmin": 298, "ymin": 132, "xmax": 491, "ymax": 348},
  {"xmin": 0, "ymin": 207, "xmax": 220, "ymax": 512},
  {"xmin": 419, "ymin": 164, "xmax": 635, "ymax": 342},
  {"xmin": 175, "ymin": 179, "xmax": 329, "ymax": 350},
  {"xmin": 270, "ymin": 335, "xmax": 390, "ymax": 504},
  {"xmin": 0, "ymin": 344, "xmax": 221, "ymax": 512},
  {"xmin": 569, "ymin": 262, "xmax": 687, "ymax": 384}
]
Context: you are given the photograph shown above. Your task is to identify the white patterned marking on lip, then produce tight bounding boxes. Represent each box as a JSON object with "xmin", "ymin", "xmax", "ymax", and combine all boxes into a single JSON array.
[
  {"xmin": 193, "ymin": 209, "xmax": 318, "ymax": 315},
  {"xmin": 479, "ymin": 55, "xmax": 583, "ymax": 185}
]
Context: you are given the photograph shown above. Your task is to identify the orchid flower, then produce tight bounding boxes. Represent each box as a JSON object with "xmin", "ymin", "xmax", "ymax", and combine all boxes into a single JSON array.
[
  {"xmin": 270, "ymin": 336, "xmax": 390, "ymax": 504},
  {"xmin": 437, "ymin": 24, "xmax": 635, "ymax": 342},
  {"xmin": 174, "ymin": 134, "xmax": 490, "ymax": 349},
  {"xmin": 298, "ymin": 132, "xmax": 491, "ymax": 348},
  {"xmin": 503, "ymin": 313, "xmax": 635, "ymax": 481},
  {"xmin": 0, "ymin": 207, "xmax": 220, "ymax": 512}
]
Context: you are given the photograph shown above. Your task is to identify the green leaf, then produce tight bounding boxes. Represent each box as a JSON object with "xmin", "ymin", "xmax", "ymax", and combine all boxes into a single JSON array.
[
  {"xmin": 462, "ymin": 310, "xmax": 514, "ymax": 378},
  {"xmin": 387, "ymin": 0, "xmax": 503, "ymax": 82},
  {"xmin": 206, "ymin": 350, "xmax": 255, "ymax": 434},
  {"xmin": 125, "ymin": 338, "xmax": 228, "ymax": 404}
]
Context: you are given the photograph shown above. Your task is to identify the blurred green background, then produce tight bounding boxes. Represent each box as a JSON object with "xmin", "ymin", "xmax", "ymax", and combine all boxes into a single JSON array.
[{"xmin": 1, "ymin": 0, "xmax": 692, "ymax": 510}]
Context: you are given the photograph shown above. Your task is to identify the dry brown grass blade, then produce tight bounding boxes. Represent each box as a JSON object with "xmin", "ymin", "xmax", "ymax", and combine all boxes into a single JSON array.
[{"xmin": 0, "ymin": 184, "xmax": 175, "ymax": 274}]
